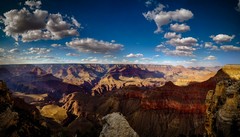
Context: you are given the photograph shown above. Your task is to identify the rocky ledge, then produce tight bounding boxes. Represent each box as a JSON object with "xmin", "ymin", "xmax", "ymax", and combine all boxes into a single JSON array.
[{"xmin": 205, "ymin": 80, "xmax": 240, "ymax": 137}]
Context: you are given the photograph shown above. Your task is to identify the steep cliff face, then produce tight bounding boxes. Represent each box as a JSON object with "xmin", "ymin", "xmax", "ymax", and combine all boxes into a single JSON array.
[
  {"xmin": 92, "ymin": 65, "xmax": 165, "ymax": 95},
  {"xmin": 205, "ymin": 80, "xmax": 240, "ymax": 137},
  {"xmin": 99, "ymin": 112, "xmax": 139, "ymax": 137},
  {"xmin": 0, "ymin": 80, "xmax": 50, "ymax": 137}
]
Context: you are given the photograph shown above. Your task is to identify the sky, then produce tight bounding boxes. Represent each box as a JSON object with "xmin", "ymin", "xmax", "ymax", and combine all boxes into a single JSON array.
[{"xmin": 0, "ymin": 0, "xmax": 240, "ymax": 66}]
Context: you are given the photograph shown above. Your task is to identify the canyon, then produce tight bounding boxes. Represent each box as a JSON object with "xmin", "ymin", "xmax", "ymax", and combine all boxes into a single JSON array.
[{"xmin": 0, "ymin": 64, "xmax": 239, "ymax": 137}]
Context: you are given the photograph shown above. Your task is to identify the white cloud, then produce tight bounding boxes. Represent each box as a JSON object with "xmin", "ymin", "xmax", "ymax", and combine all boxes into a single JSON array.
[
  {"xmin": 66, "ymin": 38, "xmax": 124, "ymax": 54},
  {"xmin": 46, "ymin": 13, "xmax": 79, "ymax": 40},
  {"xmin": 154, "ymin": 54, "xmax": 160, "ymax": 57},
  {"xmin": 155, "ymin": 43, "xmax": 194, "ymax": 56},
  {"xmin": 210, "ymin": 46, "xmax": 219, "ymax": 51},
  {"xmin": 170, "ymin": 23, "xmax": 190, "ymax": 32},
  {"xmin": 176, "ymin": 46, "xmax": 196, "ymax": 51},
  {"xmin": 191, "ymin": 59, "xmax": 197, "ymax": 62},
  {"xmin": 143, "ymin": 4, "xmax": 193, "ymax": 33},
  {"xmin": 51, "ymin": 43, "xmax": 61, "ymax": 47},
  {"xmin": 71, "ymin": 17, "xmax": 81, "ymax": 28},
  {"xmin": 168, "ymin": 37, "xmax": 197, "ymax": 47},
  {"xmin": 25, "ymin": 0, "xmax": 42, "ymax": 9},
  {"xmin": 162, "ymin": 49, "xmax": 194, "ymax": 56},
  {"xmin": 35, "ymin": 55, "xmax": 56, "ymax": 59},
  {"xmin": 204, "ymin": 42, "xmax": 213, "ymax": 48},
  {"xmin": 145, "ymin": 0, "xmax": 152, "ymax": 7},
  {"xmin": 66, "ymin": 53, "xmax": 80, "ymax": 56},
  {"xmin": 104, "ymin": 55, "xmax": 114, "ymax": 58},
  {"xmin": 27, "ymin": 47, "xmax": 51, "ymax": 54},
  {"xmin": 140, "ymin": 58, "xmax": 152, "ymax": 61},
  {"xmin": 164, "ymin": 32, "xmax": 181, "ymax": 39},
  {"xmin": 204, "ymin": 42, "xmax": 219, "ymax": 50},
  {"xmin": 81, "ymin": 57, "xmax": 99, "ymax": 63},
  {"xmin": 210, "ymin": 34, "xmax": 235, "ymax": 43},
  {"xmin": 204, "ymin": 55, "xmax": 216, "ymax": 60},
  {"xmin": 1, "ymin": 8, "xmax": 48, "ymax": 41},
  {"xmin": 0, "ymin": 6, "xmax": 80, "ymax": 42},
  {"xmin": 220, "ymin": 45, "xmax": 240, "ymax": 51},
  {"xmin": 236, "ymin": 0, "xmax": 240, "ymax": 12},
  {"xmin": 0, "ymin": 48, "xmax": 5, "ymax": 53},
  {"xmin": 126, "ymin": 53, "xmax": 144, "ymax": 58},
  {"xmin": 9, "ymin": 48, "xmax": 20, "ymax": 53},
  {"xmin": 155, "ymin": 44, "xmax": 166, "ymax": 51},
  {"xmin": 21, "ymin": 30, "xmax": 51, "ymax": 42}
]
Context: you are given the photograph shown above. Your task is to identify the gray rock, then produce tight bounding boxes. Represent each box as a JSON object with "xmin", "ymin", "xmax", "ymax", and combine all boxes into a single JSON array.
[{"xmin": 99, "ymin": 112, "xmax": 139, "ymax": 137}]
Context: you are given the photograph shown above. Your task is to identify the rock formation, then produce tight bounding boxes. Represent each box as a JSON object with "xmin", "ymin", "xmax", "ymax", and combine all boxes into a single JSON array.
[
  {"xmin": 99, "ymin": 112, "xmax": 139, "ymax": 137},
  {"xmin": 205, "ymin": 80, "xmax": 240, "ymax": 137},
  {"xmin": 0, "ymin": 80, "xmax": 50, "ymax": 137}
]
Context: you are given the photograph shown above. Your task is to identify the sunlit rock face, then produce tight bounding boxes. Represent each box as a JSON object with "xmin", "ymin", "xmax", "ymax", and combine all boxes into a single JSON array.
[
  {"xmin": 99, "ymin": 112, "xmax": 139, "ymax": 137},
  {"xmin": 205, "ymin": 80, "xmax": 240, "ymax": 137},
  {"xmin": 222, "ymin": 65, "xmax": 240, "ymax": 80}
]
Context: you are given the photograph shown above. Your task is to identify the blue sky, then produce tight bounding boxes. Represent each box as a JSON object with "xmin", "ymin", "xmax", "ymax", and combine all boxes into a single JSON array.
[{"xmin": 0, "ymin": 0, "xmax": 240, "ymax": 66}]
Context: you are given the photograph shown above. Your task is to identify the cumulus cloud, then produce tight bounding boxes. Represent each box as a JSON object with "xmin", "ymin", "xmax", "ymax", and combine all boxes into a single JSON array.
[
  {"xmin": 0, "ymin": 48, "xmax": 5, "ymax": 53},
  {"xmin": 126, "ymin": 53, "xmax": 144, "ymax": 58},
  {"xmin": 176, "ymin": 46, "xmax": 196, "ymax": 51},
  {"xmin": 204, "ymin": 42, "xmax": 219, "ymax": 50},
  {"xmin": 220, "ymin": 45, "xmax": 240, "ymax": 51},
  {"xmin": 51, "ymin": 43, "xmax": 61, "ymax": 47},
  {"xmin": 46, "ymin": 13, "xmax": 79, "ymax": 40},
  {"xmin": 163, "ymin": 49, "xmax": 194, "ymax": 56},
  {"xmin": 9, "ymin": 48, "xmax": 20, "ymax": 53},
  {"xmin": 204, "ymin": 55, "xmax": 216, "ymax": 60},
  {"xmin": 1, "ymin": 8, "xmax": 48, "ymax": 41},
  {"xmin": 164, "ymin": 32, "xmax": 181, "ymax": 39},
  {"xmin": 27, "ymin": 47, "xmax": 51, "ymax": 54},
  {"xmin": 21, "ymin": 30, "xmax": 51, "ymax": 42},
  {"xmin": 170, "ymin": 23, "xmax": 190, "ymax": 32},
  {"xmin": 66, "ymin": 38, "xmax": 124, "ymax": 54},
  {"xmin": 143, "ymin": 4, "xmax": 193, "ymax": 33},
  {"xmin": 168, "ymin": 37, "xmax": 197, "ymax": 47},
  {"xmin": 25, "ymin": 0, "xmax": 42, "ymax": 9},
  {"xmin": 66, "ymin": 53, "xmax": 80, "ymax": 56},
  {"xmin": 0, "ymin": 5, "xmax": 80, "ymax": 42},
  {"xmin": 155, "ymin": 43, "xmax": 195, "ymax": 56},
  {"xmin": 210, "ymin": 34, "xmax": 235, "ymax": 43},
  {"xmin": 204, "ymin": 42, "xmax": 213, "ymax": 48}
]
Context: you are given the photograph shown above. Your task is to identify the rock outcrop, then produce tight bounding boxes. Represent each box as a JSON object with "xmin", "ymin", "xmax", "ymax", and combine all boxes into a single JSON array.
[
  {"xmin": 205, "ymin": 80, "xmax": 240, "ymax": 137},
  {"xmin": 0, "ymin": 80, "xmax": 50, "ymax": 137},
  {"xmin": 99, "ymin": 112, "xmax": 139, "ymax": 137},
  {"xmin": 0, "ymin": 80, "xmax": 18, "ymax": 136}
]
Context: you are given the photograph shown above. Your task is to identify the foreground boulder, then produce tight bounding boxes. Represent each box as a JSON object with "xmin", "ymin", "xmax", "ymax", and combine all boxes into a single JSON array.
[{"xmin": 99, "ymin": 112, "xmax": 139, "ymax": 137}]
